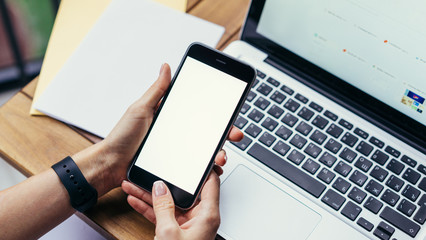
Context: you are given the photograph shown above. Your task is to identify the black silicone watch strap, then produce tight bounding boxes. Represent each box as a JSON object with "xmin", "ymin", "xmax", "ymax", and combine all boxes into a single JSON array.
[{"xmin": 52, "ymin": 156, "xmax": 98, "ymax": 212}]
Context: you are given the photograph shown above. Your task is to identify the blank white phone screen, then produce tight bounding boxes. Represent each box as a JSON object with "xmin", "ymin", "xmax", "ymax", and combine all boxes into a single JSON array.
[{"xmin": 135, "ymin": 56, "xmax": 247, "ymax": 194}]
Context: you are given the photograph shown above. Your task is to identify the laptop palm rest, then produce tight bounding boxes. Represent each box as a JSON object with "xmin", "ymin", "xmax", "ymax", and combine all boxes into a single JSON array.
[{"xmin": 219, "ymin": 165, "xmax": 321, "ymax": 239}]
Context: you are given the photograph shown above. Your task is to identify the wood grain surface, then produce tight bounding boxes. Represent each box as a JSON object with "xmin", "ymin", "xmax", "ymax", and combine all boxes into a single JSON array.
[{"xmin": 0, "ymin": 0, "xmax": 250, "ymax": 239}]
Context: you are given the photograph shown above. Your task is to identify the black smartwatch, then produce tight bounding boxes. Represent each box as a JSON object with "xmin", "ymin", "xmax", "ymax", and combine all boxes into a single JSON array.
[{"xmin": 52, "ymin": 156, "xmax": 98, "ymax": 212}]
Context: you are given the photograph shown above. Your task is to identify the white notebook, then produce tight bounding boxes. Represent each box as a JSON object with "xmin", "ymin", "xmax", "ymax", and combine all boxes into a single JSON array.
[{"xmin": 34, "ymin": 0, "xmax": 224, "ymax": 138}]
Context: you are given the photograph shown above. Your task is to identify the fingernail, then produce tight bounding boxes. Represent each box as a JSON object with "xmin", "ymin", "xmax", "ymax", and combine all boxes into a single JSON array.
[
  {"xmin": 154, "ymin": 181, "xmax": 167, "ymax": 196},
  {"xmin": 159, "ymin": 63, "xmax": 165, "ymax": 75},
  {"xmin": 222, "ymin": 149, "xmax": 227, "ymax": 161}
]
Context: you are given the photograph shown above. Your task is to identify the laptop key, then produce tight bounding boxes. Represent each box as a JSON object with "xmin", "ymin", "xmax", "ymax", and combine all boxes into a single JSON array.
[
  {"xmin": 385, "ymin": 146, "xmax": 400, "ymax": 158},
  {"xmin": 348, "ymin": 186, "xmax": 367, "ymax": 204},
  {"xmin": 338, "ymin": 119, "xmax": 353, "ymax": 130},
  {"xmin": 247, "ymin": 143, "xmax": 326, "ymax": 198},
  {"xmin": 378, "ymin": 222, "xmax": 395, "ymax": 236},
  {"xmin": 414, "ymin": 206, "xmax": 426, "ymax": 224},
  {"xmin": 302, "ymin": 158, "xmax": 320, "ymax": 175},
  {"xmin": 304, "ymin": 143, "xmax": 322, "ymax": 159},
  {"xmin": 295, "ymin": 121, "xmax": 313, "ymax": 136},
  {"xmin": 386, "ymin": 175, "xmax": 404, "ymax": 192},
  {"xmin": 365, "ymin": 179, "xmax": 384, "ymax": 197},
  {"xmin": 234, "ymin": 116, "xmax": 248, "ymax": 129},
  {"xmin": 267, "ymin": 105, "xmax": 284, "ymax": 119},
  {"xmin": 272, "ymin": 140, "xmax": 291, "ymax": 156},
  {"xmin": 270, "ymin": 90, "xmax": 286, "ymax": 104},
  {"xmin": 373, "ymin": 228, "xmax": 390, "ymax": 240},
  {"xmin": 418, "ymin": 164, "xmax": 426, "ymax": 175},
  {"xmin": 310, "ymin": 130, "xmax": 327, "ymax": 145},
  {"xmin": 266, "ymin": 76, "xmax": 279, "ymax": 87},
  {"xmin": 341, "ymin": 201, "xmax": 362, "ymax": 221},
  {"xmin": 240, "ymin": 103, "xmax": 250, "ymax": 114},
  {"xmin": 419, "ymin": 194, "xmax": 426, "ymax": 207},
  {"xmin": 281, "ymin": 113, "xmax": 298, "ymax": 127},
  {"xmin": 321, "ymin": 189, "xmax": 346, "ymax": 210},
  {"xmin": 275, "ymin": 125, "xmax": 293, "ymax": 140},
  {"xmin": 353, "ymin": 127, "xmax": 369, "ymax": 139},
  {"xmin": 364, "ymin": 196, "xmax": 383, "ymax": 214},
  {"xmin": 324, "ymin": 138, "xmax": 342, "ymax": 154},
  {"xmin": 295, "ymin": 93, "xmax": 308, "ymax": 104},
  {"xmin": 341, "ymin": 132, "xmax": 358, "ymax": 147},
  {"xmin": 245, "ymin": 123, "xmax": 262, "ymax": 138},
  {"xmin": 230, "ymin": 135, "xmax": 252, "ymax": 151},
  {"xmin": 374, "ymin": 222, "xmax": 395, "ymax": 240},
  {"xmin": 401, "ymin": 155, "xmax": 417, "ymax": 168},
  {"xmin": 287, "ymin": 149, "xmax": 306, "ymax": 165},
  {"xmin": 381, "ymin": 189, "xmax": 400, "ymax": 207},
  {"xmin": 334, "ymin": 161, "xmax": 352, "ymax": 177},
  {"xmin": 280, "ymin": 84, "xmax": 294, "ymax": 95},
  {"xmin": 339, "ymin": 147, "xmax": 357, "ymax": 163},
  {"xmin": 357, "ymin": 217, "xmax": 374, "ymax": 232},
  {"xmin": 317, "ymin": 168, "xmax": 336, "ymax": 184},
  {"xmin": 333, "ymin": 177, "xmax": 351, "ymax": 194},
  {"xmin": 256, "ymin": 83, "xmax": 273, "ymax": 96},
  {"xmin": 254, "ymin": 96, "xmax": 270, "ymax": 110},
  {"xmin": 312, "ymin": 115, "xmax": 329, "ymax": 130},
  {"xmin": 261, "ymin": 117, "xmax": 278, "ymax": 131},
  {"xmin": 349, "ymin": 170, "xmax": 368, "ymax": 187},
  {"xmin": 402, "ymin": 168, "xmax": 421, "ymax": 185},
  {"xmin": 259, "ymin": 132, "xmax": 276, "ymax": 147},
  {"xmin": 355, "ymin": 141, "xmax": 373, "ymax": 157},
  {"xmin": 371, "ymin": 150, "xmax": 389, "ymax": 165},
  {"xmin": 318, "ymin": 152, "xmax": 337, "ymax": 168},
  {"xmin": 370, "ymin": 165, "xmax": 389, "ymax": 182},
  {"xmin": 398, "ymin": 199, "xmax": 417, "ymax": 217},
  {"xmin": 402, "ymin": 185, "xmax": 420, "ymax": 202},
  {"xmin": 369, "ymin": 136, "xmax": 385, "ymax": 148},
  {"xmin": 246, "ymin": 91, "xmax": 257, "ymax": 102},
  {"xmin": 419, "ymin": 178, "xmax": 426, "ymax": 192},
  {"xmin": 256, "ymin": 69, "xmax": 266, "ymax": 79},
  {"xmin": 284, "ymin": 98, "xmax": 300, "ymax": 112},
  {"xmin": 323, "ymin": 110, "xmax": 338, "ymax": 121},
  {"xmin": 326, "ymin": 123, "xmax": 343, "ymax": 138},
  {"xmin": 290, "ymin": 134, "xmax": 307, "ymax": 149},
  {"xmin": 355, "ymin": 156, "xmax": 373, "ymax": 172},
  {"xmin": 248, "ymin": 108, "xmax": 264, "ymax": 123},
  {"xmin": 308, "ymin": 101, "xmax": 323, "ymax": 112},
  {"xmin": 386, "ymin": 159, "xmax": 405, "ymax": 175},
  {"xmin": 297, "ymin": 107, "xmax": 314, "ymax": 121},
  {"xmin": 251, "ymin": 79, "xmax": 259, "ymax": 89},
  {"xmin": 380, "ymin": 206, "xmax": 420, "ymax": 237}
]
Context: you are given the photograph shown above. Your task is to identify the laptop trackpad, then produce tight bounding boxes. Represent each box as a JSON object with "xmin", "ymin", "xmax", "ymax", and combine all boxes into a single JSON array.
[{"xmin": 220, "ymin": 165, "xmax": 321, "ymax": 239}]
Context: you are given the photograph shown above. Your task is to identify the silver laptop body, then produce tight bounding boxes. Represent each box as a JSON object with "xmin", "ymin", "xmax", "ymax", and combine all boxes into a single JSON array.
[{"xmin": 218, "ymin": 1, "xmax": 426, "ymax": 239}]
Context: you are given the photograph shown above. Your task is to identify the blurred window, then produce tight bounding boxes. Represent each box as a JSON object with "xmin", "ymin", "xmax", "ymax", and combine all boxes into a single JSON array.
[{"xmin": 0, "ymin": 0, "xmax": 57, "ymax": 86}]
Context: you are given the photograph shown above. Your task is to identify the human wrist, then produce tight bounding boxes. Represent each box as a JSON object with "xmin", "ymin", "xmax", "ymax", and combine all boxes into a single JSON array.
[{"xmin": 72, "ymin": 142, "xmax": 119, "ymax": 196}]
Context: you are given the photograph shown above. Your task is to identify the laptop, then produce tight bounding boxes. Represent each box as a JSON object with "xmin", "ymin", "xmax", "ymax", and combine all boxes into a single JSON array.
[{"xmin": 218, "ymin": 0, "xmax": 426, "ymax": 239}]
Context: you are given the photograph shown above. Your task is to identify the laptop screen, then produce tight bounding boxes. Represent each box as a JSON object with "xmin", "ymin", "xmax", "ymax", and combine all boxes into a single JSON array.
[
  {"xmin": 241, "ymin": 0, "xmax": 425, "ymax": 147},
  {"xmin": 256, "ymin": 0, "xmax": 425, "ymax": 126}
]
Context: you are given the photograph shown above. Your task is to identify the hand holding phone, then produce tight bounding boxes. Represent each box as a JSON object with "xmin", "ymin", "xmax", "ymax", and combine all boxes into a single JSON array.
[{"xmin": 127, "ymin": 43, "xmax": 255, "ymax": 209}]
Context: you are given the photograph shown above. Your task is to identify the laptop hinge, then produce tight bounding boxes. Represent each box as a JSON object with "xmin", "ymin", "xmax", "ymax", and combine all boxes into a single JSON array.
[{"xmin": 264, "ymin": 55, "xmax": 426, "ymax": 155}]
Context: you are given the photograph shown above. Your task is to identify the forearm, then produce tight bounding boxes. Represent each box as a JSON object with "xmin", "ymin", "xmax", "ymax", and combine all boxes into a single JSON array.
[
  {"xmin": 0, "ymin": 169, "xmax": 74, "ymax": 239},
  {"xmin": 0, "ymin": 142, "xmax": 119, "ymax": 239}
]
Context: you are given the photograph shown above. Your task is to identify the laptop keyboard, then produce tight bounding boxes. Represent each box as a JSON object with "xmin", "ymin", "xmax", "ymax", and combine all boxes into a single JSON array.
[{"xmin": 231, "ymin": 69, "xmax": 424, "ymax": 239}]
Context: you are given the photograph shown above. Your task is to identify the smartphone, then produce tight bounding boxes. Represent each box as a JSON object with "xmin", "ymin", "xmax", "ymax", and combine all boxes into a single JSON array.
[{"xmin": 127, "ymin": 43, "xmax": 255, "ymax": 209}]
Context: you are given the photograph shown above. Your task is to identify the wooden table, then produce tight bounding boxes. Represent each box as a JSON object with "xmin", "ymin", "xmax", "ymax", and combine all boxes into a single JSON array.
[{"xmin": 0, "ymin": 0, "xmax": 250, "ymax": 239}]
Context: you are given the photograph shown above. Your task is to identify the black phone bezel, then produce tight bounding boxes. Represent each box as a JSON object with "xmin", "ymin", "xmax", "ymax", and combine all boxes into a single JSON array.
[{"xmin": 127, "ymin": 42, "xmax": 256, "ymax": 209}]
